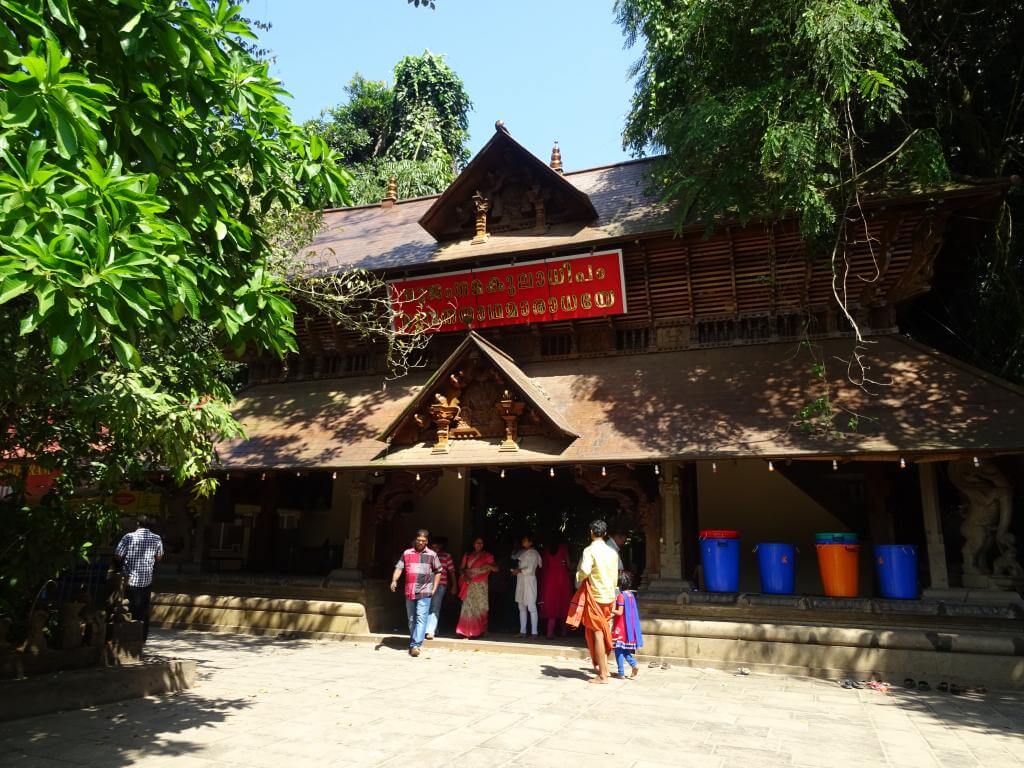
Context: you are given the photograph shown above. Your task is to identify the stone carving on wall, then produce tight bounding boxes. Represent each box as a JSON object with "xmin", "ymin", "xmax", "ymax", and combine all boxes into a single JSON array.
[{"xmin": 948, "ymin": 459, "xmax": 1024, "ymax": 586}]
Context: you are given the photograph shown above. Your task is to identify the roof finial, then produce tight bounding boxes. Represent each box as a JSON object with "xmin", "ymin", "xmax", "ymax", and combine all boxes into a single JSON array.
[
  {"xmin": 495, "ymin": 119, "xmax": 506, "ymax": 133},
  {"xmin": 550, "ymin": 141, "xmax": 563, "ymax": 174},
  {"xmin": 381, "ymin": 175, "xmax": 398, "ymax": 208}
]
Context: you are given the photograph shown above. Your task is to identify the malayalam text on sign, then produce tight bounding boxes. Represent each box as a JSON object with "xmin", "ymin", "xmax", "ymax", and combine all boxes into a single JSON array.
[{"xmin": 388, "ymin": 250, "xmax": 627, "ymax": 333}]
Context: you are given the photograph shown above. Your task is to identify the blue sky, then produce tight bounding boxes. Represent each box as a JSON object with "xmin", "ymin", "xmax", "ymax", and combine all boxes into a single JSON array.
[{"xmin": 254, "ymin": 0, "xmax": 639, "ymax": 171}]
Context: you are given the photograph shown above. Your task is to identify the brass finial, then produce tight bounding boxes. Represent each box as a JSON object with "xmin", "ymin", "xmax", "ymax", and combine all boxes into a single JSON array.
[
  {"xmin": 381, "ymin": 176, "xmax": 398, "ymax": 208},
  {"xmin": 495, "ymin": 119, "xmax": 506, "ymax": 132},
  {"xmin": 550, "ymin": 141, "xmax": 563, "ymax": 174}
]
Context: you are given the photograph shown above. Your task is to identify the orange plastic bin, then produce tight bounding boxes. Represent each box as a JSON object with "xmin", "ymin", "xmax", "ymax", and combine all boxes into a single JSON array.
[{"xmin": 816, "ymin": 543, "xmax": 860, "ymax": 597}]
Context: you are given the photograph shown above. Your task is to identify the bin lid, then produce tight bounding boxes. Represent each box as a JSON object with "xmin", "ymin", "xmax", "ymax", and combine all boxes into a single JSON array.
[{"xmin": 699, "ymin": 529, "xmax": 739, "ymax": 539}]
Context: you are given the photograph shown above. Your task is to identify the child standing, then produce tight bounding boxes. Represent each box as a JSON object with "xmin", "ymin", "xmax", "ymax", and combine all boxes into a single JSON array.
[
  {"xmin": 611, "ymin": 571, "xmax": 644, "ymax": 678},
  {"xmin": 512, "ymin": 534, "xmax": 542, "ymax": 638}
]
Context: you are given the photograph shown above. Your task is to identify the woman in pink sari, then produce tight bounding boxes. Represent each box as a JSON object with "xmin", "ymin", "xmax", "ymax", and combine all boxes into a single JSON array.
[
  {"xmin": 539, "ymin": 534, "xmax": 574, "ymax": 638},
  {"xmin": 456, "ymin": 537, "xmax": 497, "ymax": 638}
]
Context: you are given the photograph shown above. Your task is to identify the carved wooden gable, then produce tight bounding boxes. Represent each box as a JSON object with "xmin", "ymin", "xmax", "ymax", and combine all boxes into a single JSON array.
[
  {"xmin": 418, "ymin": 123, "xmax": 597, "ymax": 242},
  {"xmin": 381, "ymin": 332, "xmax": 579, "ymax": 453}
]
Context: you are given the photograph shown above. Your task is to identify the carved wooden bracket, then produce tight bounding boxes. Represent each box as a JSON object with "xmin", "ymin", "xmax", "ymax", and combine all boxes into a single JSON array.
[
  {"xmin": 527, "ymin": 184, "xmax": 548, "ymax": 233},
  {"xmin": 494, "ymin": 389, "xmax": 525, "ymax": 451},
  {"xmin": 471, "ymin": 190, "xmax": 490, "ymax": 243},
  {"xmin": 574, "ymin": 465, "xmax": 661, "ymax": 574}
]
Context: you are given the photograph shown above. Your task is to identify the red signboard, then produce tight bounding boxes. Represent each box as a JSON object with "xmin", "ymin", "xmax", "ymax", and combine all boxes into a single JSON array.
[{"xmin": 389, "ymin": 250, "xmax": 627, "ymax": 333}]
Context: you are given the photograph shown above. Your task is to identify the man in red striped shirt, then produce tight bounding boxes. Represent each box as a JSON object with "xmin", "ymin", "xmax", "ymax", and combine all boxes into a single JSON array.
[{"xmin": 390, "ymin": 529, "xmax": 441, "ymax": 656}]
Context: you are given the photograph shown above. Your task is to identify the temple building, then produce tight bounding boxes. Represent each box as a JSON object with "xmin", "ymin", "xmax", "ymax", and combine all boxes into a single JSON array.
[{"xmin": 151, "ymin": 123, "xmax": 1024, "ymax": 683}]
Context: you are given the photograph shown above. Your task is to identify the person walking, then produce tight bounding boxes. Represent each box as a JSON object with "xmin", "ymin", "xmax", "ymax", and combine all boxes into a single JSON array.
[
  {"xmin": 426, "ymin": 536, "xmax": 457, "ymax": 640},
  {"xmin": 114, "ymin": 515, "xmax": 164, "ymax": 643},
  {"xmin": 539, "ymin": 534, "xmax": 573, "ymax": 638},
  {"xmin": 611, "ymin": 571, "xmax": 644, "ymax": 679},
  {"xmin": 512, "ymin": 534, "xmax": 542, "ymax": 638},
  {"xmin": 390, "ymin": 529, "xmax": 442, "ymax": 657},
  {"xmin": 567, "ymin": 519, "xmax": 619, "ymax": 683},
  {"xmin": 456, "ymin": 537, "xmax": 498, "ymax": 638}
]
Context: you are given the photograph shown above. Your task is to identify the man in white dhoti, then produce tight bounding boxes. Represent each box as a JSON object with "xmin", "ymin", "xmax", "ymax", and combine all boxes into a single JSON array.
[{"xmin": 512, "ymin": 534, "xmax": 542, "ymax": 638}]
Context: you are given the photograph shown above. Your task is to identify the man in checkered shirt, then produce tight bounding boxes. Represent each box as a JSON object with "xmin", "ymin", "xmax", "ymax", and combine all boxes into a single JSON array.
[
  {"xmin": 115, "ymin": 516, "xmax": 164, "ymax": 643},
  {"xmin": 390, "ymin": 528, "xmax": 441, "ymax": 656}
]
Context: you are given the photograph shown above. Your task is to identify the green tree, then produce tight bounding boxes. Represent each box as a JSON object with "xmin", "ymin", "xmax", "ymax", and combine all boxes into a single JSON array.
[
  {"xmin": 0, "ymin": 0, "xmax": 355, "ymax": 625},
  {"xmin": 308, "ymin": 51, "xmax": 472, "ymax": 205}
]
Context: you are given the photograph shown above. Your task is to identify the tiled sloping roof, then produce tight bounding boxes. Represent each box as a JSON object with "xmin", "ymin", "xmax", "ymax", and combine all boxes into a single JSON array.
[
  {"xmin": 217, "ymin": 335, "xmax": 1024, "ymax": 469},
  {"xmin": 306, "ymin": 158, "xmax": 675, "ymax": 274}
]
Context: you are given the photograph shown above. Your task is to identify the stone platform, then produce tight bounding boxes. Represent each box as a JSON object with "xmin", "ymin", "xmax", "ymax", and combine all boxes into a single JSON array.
[
  {"xmin": 0, "ymin": 658, "xmax": 197, "ymax": 722},
  {"xmin": 151, "ymin": 581, "xmax": 1024, "ymax": 690}
]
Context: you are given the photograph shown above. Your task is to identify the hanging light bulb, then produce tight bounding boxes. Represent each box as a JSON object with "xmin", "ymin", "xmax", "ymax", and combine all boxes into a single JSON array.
[
  {"xmin": 457, "ymin": 469, "xmax": 463, "ymax": 479},
  {"xmin": 654, "ymin": 464, "xmax": 660, "ymax": 476},
  {"xmin": 500, "ymin": 468, "xmax": 506, "ymax": 479},
  {"xmin": 260, "ymin": 472, "xmax": 266, "ymax": 481},
  {"xmin": 295, "ymin": 470, "xmax": 302, "ymax": 477},
  {"xmin": 712, "ymin": 461, "xmax": 718, "ymax": 474},
  {"xmin": 159, "ymin": 473, "xmax": 165, "ymax": 482},
  {"xmin": 332, "ymin": 471, "xmax": 337, "ymax": 480},
  {"xmin": 973, "ymin": 456, "xmax": 981, "ymax": 467},
  {"xmin": 601, "ymin": 466, "xmax": 607, "ymax": 477},
  {"xmin": 549, "ymin": 467, "xmax": 555, "ymax": 478},
  {"xmin": 832, "ymin": 459, "xmax": 838, "ymax": 471},
  {"xmin": 768, "ymin": 460, "xmax": 775, "ymax": 472},
  {"xmin": 899, "ymin": 457, "xmax": 906, "ymax": 469},
  {"xmin": 226, "ymin": 472, "xmax": 231, "ymax": 480},
  {"xmin": 415, "ymin": 471, "xmax": 421, "ymax": 482}
]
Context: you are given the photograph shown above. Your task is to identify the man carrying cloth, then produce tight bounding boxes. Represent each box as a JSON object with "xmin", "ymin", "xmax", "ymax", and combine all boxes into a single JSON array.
[{"xmin": 567, "ymin": 519, "xmax": 619, "ymax": 683}]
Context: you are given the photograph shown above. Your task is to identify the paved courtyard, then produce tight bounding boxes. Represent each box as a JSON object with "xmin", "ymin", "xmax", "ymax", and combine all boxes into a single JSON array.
[{"xmin": 2, "ymin": 629, "xmax": 1024, "ymax": 768}]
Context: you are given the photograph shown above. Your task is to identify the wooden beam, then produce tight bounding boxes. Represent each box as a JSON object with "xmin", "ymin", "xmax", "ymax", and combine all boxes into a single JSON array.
[
  {"xmin": 727, "ymin": 228, "xmax": 738, "ymax": 315},
  {"xmin": 683, "ymin": 245, "xmax": 695, "ymax": 320}
]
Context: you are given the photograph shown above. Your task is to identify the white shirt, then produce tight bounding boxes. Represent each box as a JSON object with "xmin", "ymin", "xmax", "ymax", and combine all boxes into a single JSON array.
[{"xmin": 514, "ymin": 548, "xmax": 542, "ymax": 604}]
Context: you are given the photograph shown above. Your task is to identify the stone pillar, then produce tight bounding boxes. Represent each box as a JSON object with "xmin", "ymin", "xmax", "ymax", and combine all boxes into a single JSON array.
[
  {"xmin": 643, "ymin": 462, "xmax": 692, "ymax": 599},
  {"xmin": 326, "ymin": 474, "xmax": 368, "ymax": 585},
  {"xmin": 918, "ymin": 462, "xmax": 949, "ymax": 590}
]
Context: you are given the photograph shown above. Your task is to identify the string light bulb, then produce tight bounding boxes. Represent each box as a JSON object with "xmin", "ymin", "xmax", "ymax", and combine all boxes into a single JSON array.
[
  {"xmin": 832, "ymin": 459, "xmax": 838, "ymax": 471},
  {"xmin": 712, "ymin": 461, "xmax": 718, "ymax": 474},
  {"xmin": 549, "ymin": 467, "xmax": 555, "ymax": 478},
  {"xmin": 260, "ymin": 472, "xmax": 266, "ymax": 481},
  {"xmin": 226, "ymin": 472, "xmax": 231, "ymax": 480},
  {"xmin": 415, "ymin": 471, "xmax": 421, "ymax": 481},
  {"xmin": 500, "ymin": 468, "xmax": 506, "ymax": 479},
  {"xmin": 899, "ymin": 457, "xmax": 906, "ymax": 469},
  {"xmin": 973, "ymin": 456, "xmax": 981, "ymax": 468},
  {"xmin": 457, "ymin": 469, "xmax": 463, "ymax": 479},
  {"xmin": 332, "ymin": 471, "xmax": 337, "ymax": 480},
  {"xmin": 654, "ymin": 464, "xmax": 660, "ymax": 476},
  {"xmin": 601, "ymin": 466, "xmax": 607, "ymax": 477},
  {"xmin": 295, "ymin": 470, "xmax": 301, "ymax": 477},
  {"xmin": 768, "ymin": 460, "xmax": 775, "ymax": 472}
]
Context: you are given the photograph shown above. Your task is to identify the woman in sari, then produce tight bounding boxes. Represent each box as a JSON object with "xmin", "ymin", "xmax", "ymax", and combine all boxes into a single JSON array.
[
  {"xmin": 538, "ymin": 534, "xmax": 573, "ymax": 638},
  {"xmin": 456, "ymin": 537, "xmax": 498, "ymax": 638}
]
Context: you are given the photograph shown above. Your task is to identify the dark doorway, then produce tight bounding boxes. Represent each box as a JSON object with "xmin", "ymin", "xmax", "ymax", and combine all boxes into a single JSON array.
[{"xmin": 468, "ymin": 466, "xmax": 642, "ymax": 633}]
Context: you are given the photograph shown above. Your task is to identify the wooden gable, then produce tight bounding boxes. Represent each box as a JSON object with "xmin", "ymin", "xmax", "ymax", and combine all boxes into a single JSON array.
[
  {"xmin": 418, "ymin": 123, "xmax": 598, "ymax": 242},
  {"xmin": 380, "ymin": 332, "xmax": 578, "ymax": 453}
]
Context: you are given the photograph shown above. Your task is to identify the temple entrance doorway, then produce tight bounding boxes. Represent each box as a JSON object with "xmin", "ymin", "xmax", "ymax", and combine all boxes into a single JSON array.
[{"xmin": 468, "ymin": 466, "xmax": 648, "ymax": 634}]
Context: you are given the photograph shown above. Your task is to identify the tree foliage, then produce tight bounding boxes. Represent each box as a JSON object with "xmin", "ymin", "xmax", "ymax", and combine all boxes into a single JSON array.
[
  {"xmin": 617, "ymin": 0, "xmax": 947, "ymax": 241},
  {"xmin": 0, "ymin": 0, "xmax": 352, "ymax": 620},
  {"xmin": 308, "ymin": 51, "xmax": 472, "ymax": 205}
]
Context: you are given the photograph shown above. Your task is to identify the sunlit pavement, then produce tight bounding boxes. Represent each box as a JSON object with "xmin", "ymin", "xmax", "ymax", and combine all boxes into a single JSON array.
[{"xmin": 2, "ymin": 628, "xmax": 1023, "ymax": 767}]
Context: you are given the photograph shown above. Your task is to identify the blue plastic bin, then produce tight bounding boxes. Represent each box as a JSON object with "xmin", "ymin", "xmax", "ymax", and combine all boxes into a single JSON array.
[
  {"xmin": 700, "ymin": 530, "xmax": 740, "ymax": 592},
  {"xmin": 874, "ymin": 545, "xmax": 918, "ymax": 599},
  {"xmin": 756, "ymin": 543, "xmax": 796, "ymax": 595}
]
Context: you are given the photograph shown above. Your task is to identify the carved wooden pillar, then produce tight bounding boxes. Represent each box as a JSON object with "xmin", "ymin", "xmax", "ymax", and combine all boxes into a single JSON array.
[
  {"xmin": 643, "ymin": 462, "xmax": 692, "ymax": 598},
  {"xmin": 341, "ymin": 478, "xmax": 369, "ymax": 572},
  {"xmin": 919, "ymin": 462, "xmax": 949, "ymax": 590}
]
